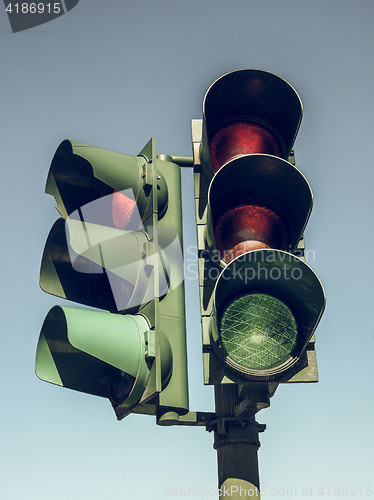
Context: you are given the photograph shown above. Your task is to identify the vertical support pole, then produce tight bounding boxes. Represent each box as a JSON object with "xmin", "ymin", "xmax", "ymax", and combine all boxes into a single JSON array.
[{"xmin": 213, "ymin": 385, "xmax": 261, "ymax": 499}]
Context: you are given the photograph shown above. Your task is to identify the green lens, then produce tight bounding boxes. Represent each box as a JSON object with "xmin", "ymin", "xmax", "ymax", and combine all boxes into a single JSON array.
[{"xmin": 219, "ymin": 293, "xmax": 298, "ymax": 370}]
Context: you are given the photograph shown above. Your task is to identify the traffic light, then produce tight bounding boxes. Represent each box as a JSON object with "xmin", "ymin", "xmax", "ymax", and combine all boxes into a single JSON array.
[
  {"xmin": 35, "ymin": 138, "xmax": 189, "ymax": 421},
  {"xmin": 193, "ymin": 69, "xmax": 325, "ymax": 391}
]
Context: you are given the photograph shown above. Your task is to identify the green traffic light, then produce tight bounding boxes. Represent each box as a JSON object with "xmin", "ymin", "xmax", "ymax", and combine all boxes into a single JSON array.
[
  {"xmin": 219, "ymin": 293, "xmax": 298, "ymax": 371},
  {"xmin": 194, "ymin": 70, "xmax": 325, "ymax": 386},
  {"xmin": 208, "ymin": 249, "xmax": 325, "ymax": 382}
]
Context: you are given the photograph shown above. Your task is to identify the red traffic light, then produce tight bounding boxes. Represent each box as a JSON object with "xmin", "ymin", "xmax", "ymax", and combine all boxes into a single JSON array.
[
  {"xmin": 209, "ymin": 122, "xmax": 282, "ymax": 173},
  {"xmin": 194, "ymin": 69, "xmax": 325, "ymax": 387},
  {"xmin": 214, "ymin": 203, "xmax": 289, "ymax": 264},
  {"xmin": 201, "ymin": 69, "xmax": 302, "ymax": 175},
  {"xmin": 206, "ymin": 154, "xmax": 313, "ymax": 263},
  {"xmin": 112, "ymin": 189, "xmax": 137, "ymax": 229}
]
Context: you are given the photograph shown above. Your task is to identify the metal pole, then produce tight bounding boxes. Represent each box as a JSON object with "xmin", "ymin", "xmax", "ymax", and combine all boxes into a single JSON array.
[{"xmin": 213, "ymin": 385, "xmax": 262, "ymax": 499}]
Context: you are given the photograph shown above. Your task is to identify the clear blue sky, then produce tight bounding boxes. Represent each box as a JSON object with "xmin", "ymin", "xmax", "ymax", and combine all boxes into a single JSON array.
[{"xmin": 1, "ymin": 1, "xmax": 374, "ymax": 499}]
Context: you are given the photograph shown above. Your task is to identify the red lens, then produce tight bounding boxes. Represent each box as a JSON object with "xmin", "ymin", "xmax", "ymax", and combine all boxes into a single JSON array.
[
  {"xmin": 214, "ymin": 204, "xmax": 289, "ymax": 263},
  {"xmin": 112, "ymin": 190, "xmax": 136, "ymax": 229},
  {"xmin": 209, "ymin": 122, "xmax": 282, "ymax": 172}
]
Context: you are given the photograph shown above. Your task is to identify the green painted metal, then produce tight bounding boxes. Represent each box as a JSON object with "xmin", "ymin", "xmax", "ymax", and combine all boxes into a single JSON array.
[
  {"xmin": 36, "ymin": 138, "xmax": 189, "ymax": 420},
  {"xmin": 40, "ymin": 138, "xmax": 170, "ymax": 314},
  {"xmin": 45, "ymin": 139, "xmax": 167, "ymax": 222},
  {"xmin": 35, "ymin": 305, "xmax": 160, "ymax": 410},
  {"xmin": 40, "ymin": 218, "xmax": 152, "ymax": 313},
  {"xmin": 193, "ymin": 69, "xmax": 325, "ymax": 390},
  {"xmin": 213, "ymin": 385, "xmax": 262, "ymax": 499},
  {"xmin": 114, "ymin": 152, "xmax": 189, "ymax": 421}
]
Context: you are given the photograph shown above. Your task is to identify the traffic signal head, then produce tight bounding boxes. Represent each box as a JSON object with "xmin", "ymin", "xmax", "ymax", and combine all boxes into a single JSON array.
[
  {"xmin": 36, "ymin": 306, "xmax": 172, "ymax": 411},
  {"xmin": 201, "ymin": 69, "xmax": 302, "ymax": 174},
  {"xmin": 206, "ymin": 154, "xmax": 312, "ymax": 263},
  {"xmin": 210, "ymin": 250, "xmax": 324, "ymax": 382},
  {"xmin": 193, "ymin": 69, "xmax": 325, "ymax": 387},
  {"xmin": 36, "ymin": 138, "xmax": 189, "ymax": 421},
  {"xmin": 39, "ymin": 140, "xmax": 169, "ymax": 313}
]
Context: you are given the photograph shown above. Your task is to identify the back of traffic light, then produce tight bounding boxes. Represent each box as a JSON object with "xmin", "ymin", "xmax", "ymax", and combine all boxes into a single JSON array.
[
  {"xmin": 193, "ymin": 69, "xmax": 325, "ymax": 396},
  {"xmin": 35, "ymin": 138, "xmax": 189, "ymax": 421}
]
